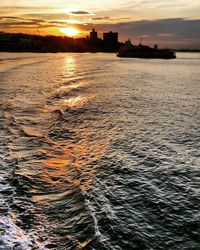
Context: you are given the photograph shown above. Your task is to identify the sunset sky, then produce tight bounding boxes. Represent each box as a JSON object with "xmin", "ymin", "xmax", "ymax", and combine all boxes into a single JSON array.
[{"xmin": 0, "ymin": 0, "xmax": 200, "ymax": 48}]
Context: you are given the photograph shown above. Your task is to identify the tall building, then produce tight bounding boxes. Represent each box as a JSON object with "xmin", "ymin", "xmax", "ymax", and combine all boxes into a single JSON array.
[
  {"xmin": 90, "ymin": 29, "xmax": 98, "ymax": 41},
  {"xmin": 103, "ymin": 31, "xmax": 118, "ymax": 45}
]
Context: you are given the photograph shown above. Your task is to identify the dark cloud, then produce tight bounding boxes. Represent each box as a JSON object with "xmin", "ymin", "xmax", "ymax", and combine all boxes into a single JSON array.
[
  {"xmin": 48, "ymin": 21, "xmax": 68, "ymax": 25},
  {"xmin": 0, "ymin": 16, "xmax": 45, "ymax": 23},
  {"xmin": 22, "ymin": 13, "xmax": 72, "ymax": 21},
  {"xmin": 0, "ymin": 21, "xmax": 39, "ymax": 28},
  {"xmin": 99, "ymin": 18, "xmax": 200, "ymax": 40},
  {"xmin": 0, "ymin": 15, "xmax": 81, "ymax": 29},
  {"xmin": 92, "ymin": 16, "xmax": 111, "ymax": 20},
  {"xmin": 70, "ymin": 11, "xmax": 92, "ymax": 15},
  {"xmin": 85, "ymin": 18, "xmax": 199, "ymax": 48},
  {"xmin": 0, "ymin": 16, "xmax": 48, "ymax": 28},
  {"xmin": 92, "ymin": 16, "xmax": 131, "ymax": 22},
  {"xmin": 0, "ymin": 16, "xmax": 25, "ymax": 20}
]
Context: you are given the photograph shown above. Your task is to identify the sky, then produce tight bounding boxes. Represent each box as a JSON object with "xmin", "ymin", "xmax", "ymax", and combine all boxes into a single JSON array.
[{"xmin": 0, "ymin": 0, "xmax": 200, "ymax": 48}]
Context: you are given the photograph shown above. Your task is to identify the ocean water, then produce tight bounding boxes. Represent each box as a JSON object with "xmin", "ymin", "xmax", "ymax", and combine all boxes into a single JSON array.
[{"xmin": 0, "ymin": 52, "xmax": 199, "ymax": 250}]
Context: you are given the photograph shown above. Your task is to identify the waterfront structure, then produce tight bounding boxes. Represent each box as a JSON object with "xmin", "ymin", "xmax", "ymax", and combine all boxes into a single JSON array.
[
  {"xmin": 90, "ymin": 29, "xmax": 98, "ymax": 41},
  {"xmin": 117, "ymin": 39, "xmax": 176, "ymax": 59},
  {"xmin": 103, "ymin": 31, "xmax": 118, "ymax": 45}
]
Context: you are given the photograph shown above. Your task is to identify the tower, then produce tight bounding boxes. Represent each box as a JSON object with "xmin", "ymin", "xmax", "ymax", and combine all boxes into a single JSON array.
[{"xmin": 90, "ymin": 29, "xmax": 98, "ymax": 41}]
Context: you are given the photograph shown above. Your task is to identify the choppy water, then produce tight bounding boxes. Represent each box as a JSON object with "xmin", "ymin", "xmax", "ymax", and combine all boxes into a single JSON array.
[{"xmin": 0, "ymin": 52, "xmax": 200, "ymax": 250}]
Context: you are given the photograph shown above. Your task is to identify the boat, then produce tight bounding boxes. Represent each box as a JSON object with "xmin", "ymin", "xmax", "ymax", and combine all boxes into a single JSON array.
[{"xmin": 117, "ymin": 39, "xmax": 176, "ymax": 59}]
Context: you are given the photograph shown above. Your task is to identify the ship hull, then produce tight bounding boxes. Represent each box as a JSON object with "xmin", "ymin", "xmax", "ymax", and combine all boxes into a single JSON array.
[{"xmin": 117, "ymin": 49, "xmax": 176, "ymax": 59}]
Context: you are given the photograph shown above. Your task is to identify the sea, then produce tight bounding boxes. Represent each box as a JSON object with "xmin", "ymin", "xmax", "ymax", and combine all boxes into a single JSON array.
[{"xmin": 0, "ymin": 52, "xmax": 199, "ymax": 250}]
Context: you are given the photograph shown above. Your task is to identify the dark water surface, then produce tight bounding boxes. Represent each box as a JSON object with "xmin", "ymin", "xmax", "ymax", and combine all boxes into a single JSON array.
[{"xmin": 0, "ymin": 52, "xmax": 200, "ymax": 250}]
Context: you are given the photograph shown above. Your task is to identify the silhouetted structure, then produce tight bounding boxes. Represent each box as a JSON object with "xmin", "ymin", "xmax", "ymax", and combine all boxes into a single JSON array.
[
  {"xmin": 117, "ymin": 39, "xmax": 176, "ymax": 59},
  {"xmin": 103, "ymin": 31, "xmax": 118, "ymax": 45},
  {"xmin": 101, "ymin": 31, "xmax": 119, "ymax": 51},
  {"xmin": 0, "ymin": 30, "xmax": 119, "ymax": 53},
  {"xmin": 90, "ymin": 29, "xmax": 98, "ymax": 41}
]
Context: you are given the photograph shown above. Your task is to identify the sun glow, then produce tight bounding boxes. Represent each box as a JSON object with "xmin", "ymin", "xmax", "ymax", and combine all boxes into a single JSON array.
[
  {"xmin": 60, "ymin": 27, "xmax": 79, "ymax": 37},
  {"xmin": 65, "ymin": 19, "xmax": 80, "ymax": 24}
]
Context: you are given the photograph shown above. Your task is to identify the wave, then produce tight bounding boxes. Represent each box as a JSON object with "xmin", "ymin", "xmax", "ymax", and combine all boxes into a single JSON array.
[{"xmin": 0, "ymin": 215, "xmax": 32, "ymax": 250}]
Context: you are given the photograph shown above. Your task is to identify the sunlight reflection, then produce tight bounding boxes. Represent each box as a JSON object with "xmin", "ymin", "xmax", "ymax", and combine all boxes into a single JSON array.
[
  {"xmin": 32, "ymin": 128, "xmax": 112, "ymax": 203},
  {"xmin": 65, "ymin": 56, "xmax": 75, "ymax": 65},
  {"xmin": 63, "ymin": 96, "xmax": 88, "ymax": 108},
  {"xmin": 63, "ymin": 56, "xmax": 76, "ymax": 76}
]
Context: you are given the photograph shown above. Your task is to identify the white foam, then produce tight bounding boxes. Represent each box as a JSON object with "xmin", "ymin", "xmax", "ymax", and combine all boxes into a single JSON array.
[
  {"xmin": 0, "ymin": 160, "xmax": 42, "ymax": 249},
  {"xmin": 0, "ymin": 215, "xmax": 32, "ymax": 249},
  {"xmin": 82, "ymin": 190, "xmax": 101, "ymax": 239}
]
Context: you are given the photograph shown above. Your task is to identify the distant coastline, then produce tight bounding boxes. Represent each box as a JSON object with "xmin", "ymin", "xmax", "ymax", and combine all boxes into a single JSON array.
[
  {"xmin": 0, "ymin": 30, "xmax": 123, "ymax": 53},
  {"xmin": 0, "ymin": 31, "xmax": 199, "ymax": 53}
]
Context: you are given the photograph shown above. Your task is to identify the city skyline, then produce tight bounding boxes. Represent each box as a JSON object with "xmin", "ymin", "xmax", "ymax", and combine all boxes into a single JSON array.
[{"xmin": 0, "ymin": 0, "xmax": 200, "ymax": 48}]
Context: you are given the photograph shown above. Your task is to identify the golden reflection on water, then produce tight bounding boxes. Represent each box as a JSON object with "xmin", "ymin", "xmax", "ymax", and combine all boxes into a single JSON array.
[
  {"xmin": 63, "ymin": 96, "xmax": 89, "ymax": 108},
  {"xmin": 63, "ymin": 56, "xmax": 76, "ymax": 76},
  {"xmin": 32, "ymin": 55, "xmax": 111, "ymax": 203},
  {"xmin": 45, "ymin": 94, "xmax": 92, "ymax": 114},
  {"xmin": 58, "ymin": 81, "xmax": 90, "ymax": 92},
  {"xmin": 47, "ymin": 55, "xmax": 92, "ymax": 111},
  {"xmin": 32, "ymin": 129, "xmax": 111, "ymax": 203}
]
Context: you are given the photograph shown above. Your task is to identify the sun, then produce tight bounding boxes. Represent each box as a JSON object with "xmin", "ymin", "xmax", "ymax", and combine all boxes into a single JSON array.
[{"xmin": 60, "ymin": 27, "xmax": 79, "ymax": 37}]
